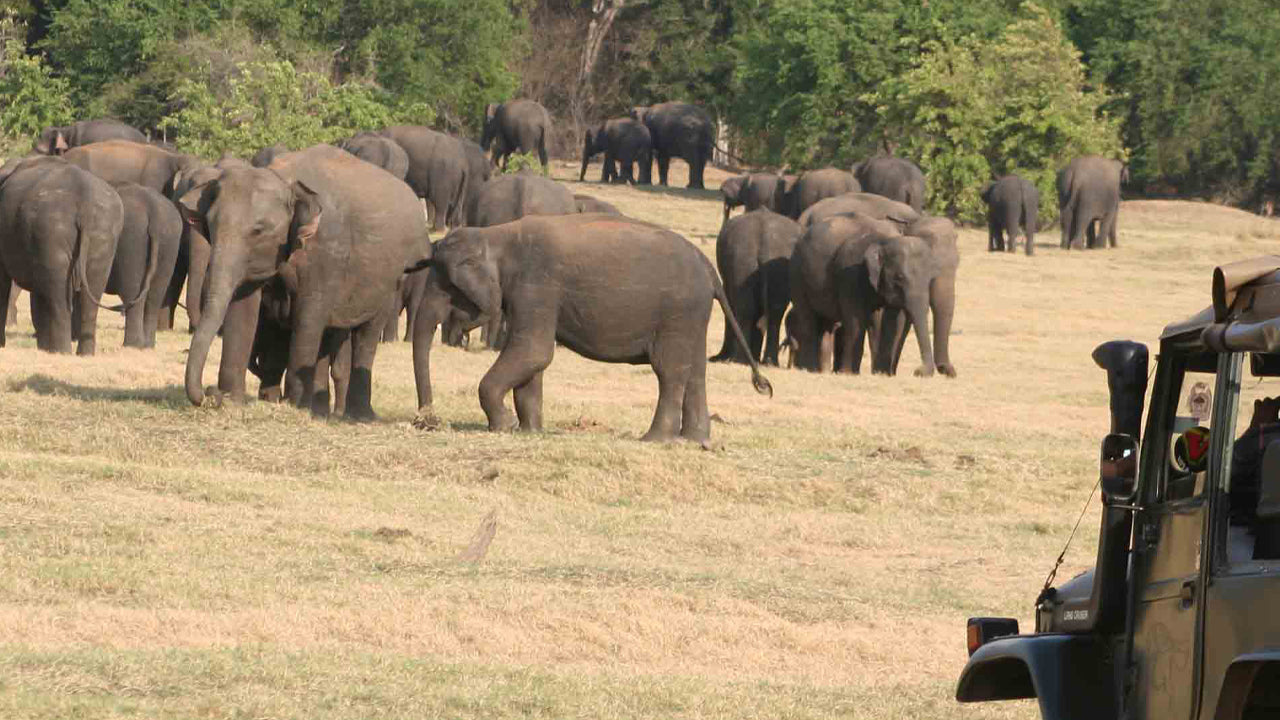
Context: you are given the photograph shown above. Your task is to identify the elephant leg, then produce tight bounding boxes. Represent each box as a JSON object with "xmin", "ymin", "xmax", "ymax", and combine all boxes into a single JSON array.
[
  {"xmin": 679, "ymin": 331, "xmax": 710, "ymax": 442},
  {"xmin": 988, "ymin": 217, "xmax": 1001, "ymax": 252},
  {"xmin": 381, "ymin": 289, "xmax": 400, "ymax": 343},
  {"xmin": 0, "ymin": 273, "xmax": 11, "ymax": 344},
  {"xmin": 762, "ymin": 293, "xmax": 786, "ymax": 367},
  {"xmin": 643, "ymin": 335, "xmax": 693, "ymax": 442},
  {"xmin": 478, "ymin": 326, "xmax": 554, "ymax": 432},
  {"xmin": 218, "ymin": 287, "xmax": 263, "ymax": 403},
  {"xmin": 512, "ymin": 371, "xmax": 545, "ymax": 432},
  {"xmin": 818, "ymin": 325, "xmax": 835, "ymax": 373},
  {"xmin": 343, "ymin": 319, "xmax": 380, "ymax": 422},
  {"xmin": 657, "ymin": 154, "xmax": 671, "ymax": 186},
  {"xmin": 122, "ymin": 296, "xmax": 146, "ymax": 349},
  {"xmin": 837, "ymin": 312, "xmax": 866, "ymax": 375},
  {"xmin": 1085, "ymin": 218, "xmax": 1099, "ymax": 249},
  {"xmin": 791, "ymin": 302, "xmax": 822, "ymax": 372},
  {"xmin": 1002, "ymin": 206, "xmax": 1020, "ymax": 253},
  {"xmin": 331, "ymin": 333, "xmax": 352, "ymax": 417},
  {"xmin": 709, "ymin": 308, "xmax": 735, "ymax": 362},
  {"xmin": 284, "ymin": 303, "xmax": 327, "ymax": 415},
  {"xmin": 872, "ymin": 307, "xmax": 907, "ymax": 375},
  {"xmin": 310, "ymin": 333, "xmax": 336, "ymax": 419},
  {"xmin": 74, "ymin": 268, "xmax": 106, "ymax": 358},
  {"xmin": 601, "ymin": 149, "xmax": 613, "ymax": 183},
  {"xmin": 160, "ymin": 240, "xmax": 185, "ymax": 332},
  {"xmin": 688, "ymin": 152, "xmax": 706, "ymax": 190},
  {"xmin": 37, "ymin": 291, "xmax": 73, "ymax": 353},
  {"xmin": 732, "ymin": 285, "xmax": 761, "ymax": 364},
  {"xmin": 537, "ymin": 139, "xmax": 548, "ymax": 170},
  {"xmin": 1060, "ymin": 208, "xmax": 1072, "ymax": 249},
  {"xmin": 1104, "ymin": 207, "xmax": 1119, "ymax": 248}
]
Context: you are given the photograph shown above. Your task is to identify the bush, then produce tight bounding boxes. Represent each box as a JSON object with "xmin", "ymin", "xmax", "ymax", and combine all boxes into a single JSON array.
[
  {"xmin": 0, "ymin": 12, "xmax": 74, "ymax": 155},
  {"xmin": 500, "ymin": 151, "xmax": 545, "ymax": 176}
]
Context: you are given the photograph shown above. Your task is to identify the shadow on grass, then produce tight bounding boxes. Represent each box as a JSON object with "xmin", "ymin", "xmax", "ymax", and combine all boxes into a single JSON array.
[{"xmin": 6, "ymin": 373, "xmax": 189, "ymax": 408}]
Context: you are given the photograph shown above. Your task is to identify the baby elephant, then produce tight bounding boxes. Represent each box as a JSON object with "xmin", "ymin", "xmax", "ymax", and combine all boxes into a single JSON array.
[
  {"xmin": 410, "ymin": 213, "xmax": 772, "ymax": 442},
  {"xmin": 108, "ymin": 183, "xmax": 182, "ymax": 348},
  {"xmin": 981, "ymin": 174, "xmax": 1039, "ymax": 255}
]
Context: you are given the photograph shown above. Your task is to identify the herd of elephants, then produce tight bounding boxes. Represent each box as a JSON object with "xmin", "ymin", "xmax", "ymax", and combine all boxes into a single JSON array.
[{"xmin": 0, "ymin": 99, "xmax": 1129, "ymax": 442}]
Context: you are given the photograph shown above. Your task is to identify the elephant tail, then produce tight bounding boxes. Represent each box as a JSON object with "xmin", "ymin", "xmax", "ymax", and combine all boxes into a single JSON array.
[
  {"xmin": 703, "ymin": 254, "xmax": 772, "ymax": 398},
  {"xmin": 70, "ymin": 222, "xmax": 127, "ymax": 313},
  {"xmin": 121, "ymin": 218, "xmax": 163, "ymax": 311}
]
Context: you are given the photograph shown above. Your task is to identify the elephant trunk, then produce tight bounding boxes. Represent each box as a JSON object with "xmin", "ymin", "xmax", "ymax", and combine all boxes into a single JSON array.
[
  {"xmin": 185, "ymin": 247, "xmax": 246, "ymax": 406},
  {"xmin": 905, "ymin": 294, "xmax": 935, "ymax": 377},
  {"xmin": 579, "ymin": 134, "xmax": 592, "ymax": 182},
  {"xmin": 930, "ymin": 274, "xmax": 957, "ymax": 377}
]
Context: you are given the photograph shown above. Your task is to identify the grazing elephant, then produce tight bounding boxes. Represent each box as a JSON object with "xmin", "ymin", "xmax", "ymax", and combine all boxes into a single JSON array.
[
  {"xmin": 34, "ymin": 119, "xmax": 146, "ymax": 155},
  {"xmin": 381, "ymin": 126, "xmax": 470, "ymax": 232},
  {"xmin": 62, "ymin": 140, "xmax": 203, "ymax": 198},
  {"xmin": 458, "ymin": 138, "xmax": 492, "ymax": 226},
  {"xmin": 788, "ymin": 168, "xmax": 861, "ymax": 220},
  {"xmin": 408, "ymin": 214, "xmax": 772, "ymax": 441},
  {"xmin": 630, "ymin": 102, "xmax": 715, "ymax": 189},
  {"xmin": 469, "ymin": 173, "xmax": 577, "ymax": 228},
  {"xmin": 710, "ymin": 209, "xmax": 801, "ymax": 366},
  {"xmin": 853, "ymin": 157, "xmax": 927, "ymax": 212},
  {"xmin": 574, "ymin": 194, "xmax": 621, "ymax": 215},
  {"xmin": 250, "ymin": 144, "xmax": 288, "ymax": 168},
  {"xmin": 982, "ymin": 174, "xmax": 1039, "ymax": 255},
  {"xmin": 177, "ymin": 144, "xmax": 428, "ymax": 418},
  {"xmin": 874, "ymin": 216, "xmax": 960, "ymax": 378},
  {"xmin": 579, "ymin": 117, "xmax": 652, "ymax": 185},
  {"xmin": 0, "ymin": 157, "xmax": 124, "ymax": 354},
  {"xmin": 481, "ymin": 99, "xmax": 553, "ymax": 170},
  {"xmin": 107, "ymin": 183, "xmax": 182, "ymax": 348},
  {"xmin": 5, "ymin": 282, "xmax": 16, "ymax": 326},
  {"xmin": 1058, "ymin": 156, "xmax": 1127, "ymax": 250},
  {"xmin": 797, "ymin": 192, "xmax": 919, "ymax": 230},
  {"xmin": 790, "ymin": 214, "xmax": 941, "ymax": 376},
  {"xmin": 337, "ymin": 132, "xmax": 410, "ymax": 181},
  {"xmin": 381, "ymin": 266, "xmax": 430, "ymax": 343}
]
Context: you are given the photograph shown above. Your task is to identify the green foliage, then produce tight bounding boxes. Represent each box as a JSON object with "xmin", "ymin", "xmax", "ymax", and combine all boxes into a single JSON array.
[
  {"xmin": 0, "ymin": 12, "xmax": 73, "ymax": 154},
  {"xmin": 870, "ymin": 3, "xmax": 1123, "ymax": 220},
  {"xmin": 500, "ymin": 151, "xmax": 544, "ymax": 176}
]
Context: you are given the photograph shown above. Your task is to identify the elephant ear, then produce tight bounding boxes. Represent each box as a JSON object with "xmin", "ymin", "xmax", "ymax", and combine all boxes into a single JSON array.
[
  {"xmin": 980, "ymin": 181, "xmax": 994, "ymax": 203},
  {"xmin": 177, "ymin": 180, "xmax": 218, "ymax": 235},
  {"xmin": 444, "ymin": 239, "xmax": 497, "ymax": 315},
  {"xmin": 54, "ymin": 131, "xmax": 69, "ymax": 153},
  {"xmin": 290, "ymin": 180, "xmax": 323, "ymax": 250},
  {"xmin": 865, "ymin": 243, "xmax": 884, "ymax": 293}
]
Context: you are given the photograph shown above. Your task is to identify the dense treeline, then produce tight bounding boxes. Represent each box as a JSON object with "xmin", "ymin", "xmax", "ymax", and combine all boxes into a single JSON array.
[{"xmin": 1, "ymin": 0, "xmax": 1278, "ymax": 217}]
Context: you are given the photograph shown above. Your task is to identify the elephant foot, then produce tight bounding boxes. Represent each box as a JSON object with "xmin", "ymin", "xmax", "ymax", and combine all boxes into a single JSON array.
[
  {"xmin": 937, "ymin": 363, "xmax": 958, "ymax": 378},
  {"xmin": 259, "ymin": 386, "xmax": 283, "ymax": 403},
  {"xmin": 343, "ymin": 405, "xmax": 378, "ymax": 423},
  {"xmin": 913, "ymin": 365, "xmax": 936, "ymax": 378},
  {"xmin": 487, "ymin": 409, "xmax": 518, "ymax": 433},
  {"xmin": 412, "ymin": 408, "xmax": 442, "ymax": 431}
]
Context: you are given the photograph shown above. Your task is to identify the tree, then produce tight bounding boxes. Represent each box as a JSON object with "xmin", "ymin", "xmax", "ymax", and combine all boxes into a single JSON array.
[{"xmin": 0, "ymin": 11, "xmax": 72, "ymax": 155}]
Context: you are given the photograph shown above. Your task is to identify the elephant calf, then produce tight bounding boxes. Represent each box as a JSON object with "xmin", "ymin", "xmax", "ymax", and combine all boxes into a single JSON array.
[
  {"xmin": 580, "ymin": 118, "xmax": 652, "ymax": 185},
  {"xmin": 712, "ymin": 208, "xmax": 801, "ymax": 366},
  {"xmin": 107, "ymin": 183, "xmax": 182, "ymax": 348},
  {"xmin": 981, "ymin": 175, "xmax": 1039, "ymax": 255},
  {"xmin": 410, "ymin": 214, "xmax": 772, "ymax": 442}
]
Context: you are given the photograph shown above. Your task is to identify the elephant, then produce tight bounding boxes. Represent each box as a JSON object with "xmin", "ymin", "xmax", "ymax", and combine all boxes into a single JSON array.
[
  {"xmin": 788, "ymin": 168, "xmax": 861, "ymax": 220},
  {"xmin": 797, "ymin": 192, "xmax": 919, "ymax": 230},
  {"xmin": 1057, "ymin": 156, "xmax": 1127, "ymax": 250},
  {"xmin": 337, "ymin": 132, "xmax": 410, "ymax": 181},
  {"xmin": 407, "ymin": 213, "xmax": 772, "ymax": 441},
  {"xmin": 630, "ymin": 102, "xmax": 715, "ymax": 189},
  {"xmin": 5, "ymin": 282, "xmax": 16, "ymax": 326},
  {"xmin": 873, "ymin": 216, "xmax": 960, "ymax": 378},
  {"xmin": 62, "ymin": 139, "xmax": 203, "ymax": 198},
  {"xmin": 710, "ymin": 209, "xmax": 801, "ymax": 366},
  {"xmin": 250, "ymin": 144, "xmax": 288, "ymax": 168},
  {"xmin": 481, "ymin": 99, "xmax": 552, "ymax": 170},
  {"xmin": 720, "ymin": 173, "xmax": 793, "ymax": 223},
  {"xmin": 249, "ymin": 277, "xmax": 352, "ymax": 416},
  {"xmin": 458, "ymin": 138, "xmax": 492, "ymax": 225},
  {"xmin": 107, "ymin": 183, "xmax": 182, "ymax": 348},
  {"xmin": 981, "ymin": 174, "xmax": 1039, "ymax": 255},
  {"xmin": 574, "ymin": 194, "xmax": 621, "ymax": 215},
  {"xmin": 579, "ymin": 118, "xmax": 652, "ymax": 185},
  {"xmin": 34, "ymin": 119, "xmax": 146, "ymax": 155},
  {"xmin": 381, "ymin": 126, "xmax": 470, "ymax": 232},
  {"xmin": 177, "ymin": 144, "xmax": 429, "ymax": 418},
  {"xmin": 852, "ymin": 157, "xmax": 927, "ymax": 212},
  {"xmin": 0, "ymin": 156, "xmax": 124, "ymax": 354},
  {"xmin": 381, "ymin": 266, "xmax": 430, "ymax": 343},
  {"xmin": 469, "ymin": 173, "xmax": 577, "ymax": 229},
  {"xmin": 789, "ymin": 214, "xmax": 941, "ymax": 376}
]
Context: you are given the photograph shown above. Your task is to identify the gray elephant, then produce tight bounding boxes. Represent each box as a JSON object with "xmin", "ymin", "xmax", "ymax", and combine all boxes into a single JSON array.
[
  {"xmin": 380, "ymin": 126, "xmax": 470, "ymax": 232},
  {"xmin": 788, "ymin": 168, "xmax": 861, "ymax": 219},
  {"xmin": 481, "ymin": 99, "xmax": 552, "ymax": 170},
  {"xmin": 249, "ymin": 277, "xmax": 352, "ymax": 416},
  {"xmin": 630, "ymin": 102, "xmax": 714, "ymax": 189},
  {"xmin": 0, "ymin": 156, "xmax": 123, "ymax": 354},
  {"xmin": 710, "ymin": 209, "xmax": 801, "ymax": 366},
  {"xmin": 34, "ymin": 119, "xmax": 146, "ymax": 155},
  {"xmin": 873, "ymin": 216, "xmax": 960, "ymax": 378},
  {"xmin": 797, "ymin": 192, "xmax": 918, "ymax": 230},
  {"xmin": 981, "ymin": 174, "xmax": 1039, "ymax": 255},
  {"xmin": 337, "ymin": 132, "xmax": 410, "ymax": 181},
  {"xmin": 107, "ymin": 183, "xmax": 181, "ymax": 348},
  {"xmin": 381, "ymin": 266, "xmax": 430, "ymax": 343},
  {"xmin": 177, "ymin": 144, "xmax": 428, "ymax": 418},
  {"xmin": 5, "ymin": 282, "xmax": 16, "ymax": 327},
  {"xmin": 470, "ymin": 173, "xmax": 577, "ymax": 229},
  {"xmin": 789, "ymin": 214, "xmax": 939, "ymax": 376},
  {"xmin": 407, "ymin": 213, "xmax": 771, "ymax": 441},
  {"xmin": 250, "ymin": 144, "xmax": 288, "ymax": 168},
  {"xmin": 574, "ymin": 194, "xmax": 621, "ymax": 215},
  {"xmin": 62, "ymin": 139, "xmax": 203, "ymax": 198},
  {"xmin": 458, "ymin": 137, "xmax": 492, "ymax": 225},
  {"xmin": 579, "ymin": 118, "xmax": 652, "ymax": 185},
  {"xmin": 720, "ymin": 173, "xmax": 794, "ymax": 223},
  {"xmin": 853, "ymin": 157, "xmax": 927, "ymax": 212},
  {"xmin": 1058, "ymin": 156, "xmax": 1127, "ymax": 250}
]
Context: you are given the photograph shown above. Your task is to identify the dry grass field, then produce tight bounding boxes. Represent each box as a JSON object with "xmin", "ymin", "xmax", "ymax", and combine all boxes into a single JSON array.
[{"xmin": 3, "ymin": 157, "xmax": 1279, "ymax": 719}]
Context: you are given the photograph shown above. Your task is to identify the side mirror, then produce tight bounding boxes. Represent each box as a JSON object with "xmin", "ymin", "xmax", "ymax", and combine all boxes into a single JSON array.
[{"xmin": 1101, "ymin": 433, "xmax": 1139, "ymax": 505}]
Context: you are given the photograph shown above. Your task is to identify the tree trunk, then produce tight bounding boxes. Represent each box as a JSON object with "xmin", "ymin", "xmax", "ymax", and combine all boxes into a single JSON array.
[{"xmin": 577, "ymin": 0, "xmax": 628, "ymax": 99}]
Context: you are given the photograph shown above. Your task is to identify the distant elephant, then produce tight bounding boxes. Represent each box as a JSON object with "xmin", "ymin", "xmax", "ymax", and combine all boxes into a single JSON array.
[
  {"xmin": 34, "ymin": 119, "xmax": 146, "ymax": 155},
  {"xmin": 62, "ymin": 139, "xmax": 203, "ymax": 198},
  {"xmin": 481, "ymin": 99, "xmax": 552, "ymax": 170},
  {"xmin": 710, "ymin": 209, "xmax": 801, "ymax": 366},
  {"xmin": 797, "ymin": 192, "xmax": 919, "ymax": 230},
  {"xmin": 579, "ymin": 117, "xmax": 652, "ymax": 185},
  {"xmin": 788, "ymin": 168, "xmax": 861, "ymax": 219},
  {"xmin": 177, "ymin": 144, "xmax": 428, "ymax": 418},
  {"xmin": 381, "ymin": 126, "xmax": 470, "ymax": 232},
  {"xmin": 107, "ymin": 183, "xmax": 182, "ymax": 348},
  {"xmin": 458, "ymin": 137, "xmax": 492, "ymax": 226},
  {"xmin": 250, "ymin": 144, "xmax": 288, "ymax": 168},
  {"xmin": 574, "ymin": 194, "xmax": 621, "ymax": 215},
  {"xmin": 470, "ymin": 173, "xmax": 577, "ymax": 229},
  {"xmin": 1058, "ymin": 156, "xmax": 1127, "ymax": 250},
  {"xmin": 630, "ymin": 102, "xmax": 714, "ymax": 189},
  {"xmin": 408, "ymin": 214, "xmax": 772, "ymax": 440},
  {"xmin": 790, "ymin": 214, "xmax": 942, "ymax": 376},
  {"xmin": 721, "ymin": 173, "xmax": 793, "ymax": 224},
  {"xmin": 5, "ymin": 282, "xmax": 16, "ymax": 327},
  {"xmin": 874, "ymin": 216, "xmax": 960, "ymax": 378},
  {"xmin": 337, "ymin": 132, "xmax": 410, "ymax": 181},
  {"xmin": 853, "ymin": 157, "xmax": 926, "ymax": 212},
  {"xmin": 250, "ymin": 277, "xmax": 352, "ymax": 416},
  {"xmin": 982, "ymin": 174, "xmax": 1039, "ymax": 255},
  {"xmin": 381, "ymin": 266, "xmax": 430, "ymax": 343},
  {"xmin": 0, "ymin": 156, "xmax": 123, "ymax": 354}
]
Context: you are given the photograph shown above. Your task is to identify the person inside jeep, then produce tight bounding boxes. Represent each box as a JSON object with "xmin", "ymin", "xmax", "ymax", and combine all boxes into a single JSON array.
[{"xmin": 1230, "ymin": 396, "xmax": 1280, "ymax": 524}]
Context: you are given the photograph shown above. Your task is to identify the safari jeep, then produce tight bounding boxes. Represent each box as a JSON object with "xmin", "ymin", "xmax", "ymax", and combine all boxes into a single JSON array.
[{"xmin": 956, "ymin": 257, "xmax": 1280, "ymax": 719}]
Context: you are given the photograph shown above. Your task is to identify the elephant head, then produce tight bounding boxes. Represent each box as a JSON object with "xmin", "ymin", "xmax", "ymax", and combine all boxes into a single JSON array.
[
  {"xmin": 176, "ymin": 167, "xmax": 322, "ymax": 406},
  {"xmin": 865, "ymin": 234, "xmax": 936, "ymax": 376},
  {"xmin": 629, "ymin": 106, "xmax": 652, "ymax": 125},
  {"xmin": 579, "ymin": 124, "xmax": 604, "ymax": 182},
  {"xmin": 427, "ymin": 229, "xmax": 502, "ymax": 336},
  {"xmin": 34, "ymin": 126, "xmax": 69, "ymax": 155},
  {"xmin": 720, "ymin": 175, "xmax": 747, "ymax": 222}
]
